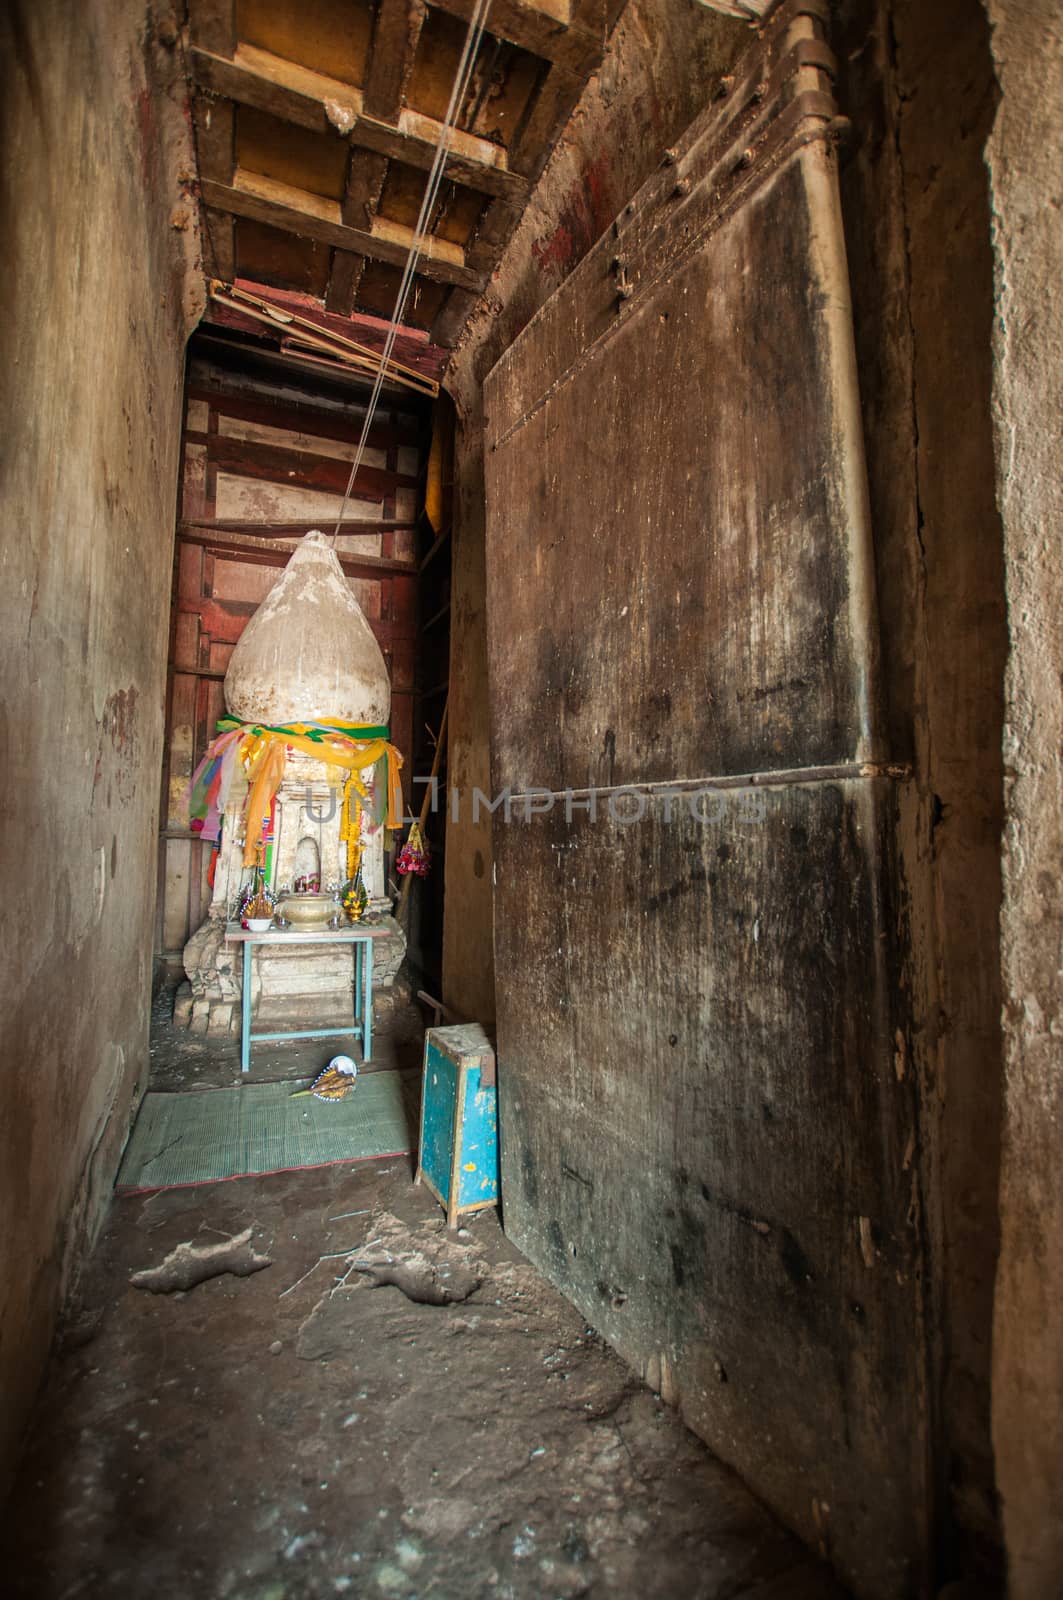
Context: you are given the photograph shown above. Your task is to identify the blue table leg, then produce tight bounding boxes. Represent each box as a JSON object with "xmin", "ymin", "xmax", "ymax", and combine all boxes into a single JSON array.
[
  {"xmin": 363, "ymin": 937, "xmax": 373, "ymax": 1063},
  {"xmin": 353, "ymin": 941, "xmax": 362, "ymax": 1034},
  {"xmin": 241, "ymin": 941, "xmax": 252, "ymax": 1073}
]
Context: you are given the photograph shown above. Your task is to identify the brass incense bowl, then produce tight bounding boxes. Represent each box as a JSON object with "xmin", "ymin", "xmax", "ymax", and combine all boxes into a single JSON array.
[{"xmin": 278, "ymin": 893, "xmax": 336, "ymax": 929}]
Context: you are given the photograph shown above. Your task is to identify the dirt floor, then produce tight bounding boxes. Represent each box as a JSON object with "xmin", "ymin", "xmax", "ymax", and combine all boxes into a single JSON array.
[{"xmin": 2, "ymin": 994, "xmax": 847, "ymax": 1600}]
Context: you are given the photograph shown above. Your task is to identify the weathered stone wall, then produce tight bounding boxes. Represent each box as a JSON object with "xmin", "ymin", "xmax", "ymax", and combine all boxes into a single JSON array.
[
  {"xmin": 0, "ymin": 0, "xmax": 201, "ymax": 1489},
  {"xmin": 983, "ymin": 4, "xmax": 1063, "ymax": 1597}
]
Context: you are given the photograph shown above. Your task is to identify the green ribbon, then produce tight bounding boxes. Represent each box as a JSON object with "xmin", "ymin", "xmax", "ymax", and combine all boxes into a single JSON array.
[{"xmin": 215, "ymin": 717, "xmax": 389, "ymax": 741}]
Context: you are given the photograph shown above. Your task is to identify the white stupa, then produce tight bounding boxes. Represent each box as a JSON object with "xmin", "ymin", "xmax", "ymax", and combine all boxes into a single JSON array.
[
  {"xmin": 179, "ymin": 531, "xmax": 406, "ymax": 1038},
  {"xmin": 224, "ymin": 530, "xmax": 390, "ymax": 727}
]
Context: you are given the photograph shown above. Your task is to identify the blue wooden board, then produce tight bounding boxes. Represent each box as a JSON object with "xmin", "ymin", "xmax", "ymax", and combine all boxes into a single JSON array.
[
  {"xmin": 458, "ymin": 1064, "xmax": 499, "ymax": 1207},
  {"xmin": 419, "ymin": 1025, "xmax": 498, "ymax": 1218},
  {"xmin": 421, "ymin": 1037, "xmax": 459, "ymax": 1200}
]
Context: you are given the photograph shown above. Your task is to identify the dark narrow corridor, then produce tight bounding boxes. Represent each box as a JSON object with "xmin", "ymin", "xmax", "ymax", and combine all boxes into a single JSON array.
[{"xmin": 1, "ymin": 3, "xmax": 1060, "ymax": 1598}]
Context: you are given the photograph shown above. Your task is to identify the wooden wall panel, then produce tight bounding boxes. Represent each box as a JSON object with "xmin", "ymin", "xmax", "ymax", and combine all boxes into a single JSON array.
[
  {"xmin": 486, "ymin": 166, "xmax": 880, "ymax": 790},
  {"xmin": 493, "ymin": 780, "xmax": 918, "ymax": 1581},
  {"xmin": 482, "ymin": 15, "xmax": 926, "ymax": 1598}
]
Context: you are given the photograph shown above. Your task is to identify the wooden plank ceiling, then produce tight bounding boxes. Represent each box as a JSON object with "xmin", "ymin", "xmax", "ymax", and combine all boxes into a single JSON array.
[{"xmin": 191, "ymin": 0, "xmax": 625, "ymax": 353}]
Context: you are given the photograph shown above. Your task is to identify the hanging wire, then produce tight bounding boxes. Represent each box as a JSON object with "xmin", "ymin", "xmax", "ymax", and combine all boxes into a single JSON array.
[{"xmin": 331, "ymin": 0, "xmax": 493, "ymax": 546}]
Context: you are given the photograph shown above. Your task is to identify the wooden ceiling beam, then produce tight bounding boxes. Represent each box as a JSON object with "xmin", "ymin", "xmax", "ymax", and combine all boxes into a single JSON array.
[
  {"xmin": 567, "ymin": 0, "xmax": 634, "ymax": 28},
  {"xmin": 327, "ymin": 148, "xmax": 388, "ymax": 311},
  {"xmin": 192, "ymin": 94, "xmax": 235, "ymax": 185},
  {"xmin": 326, "ymin": 0, "xmax": 428, "ymax": 313},
  {"xmin": 365, "ymin": 0, "xmax": 427, "ymax": 122},
  {"xmin": 191, "ymin": 0, "xmax": 625, "ymax": 359},
  {"xmin": 191, "ymin": 47, "xmax": 528, "ymax": 201},
  {"xmin": 189, "ymin": 0, "xmax": 236, "ymax": 56},
  {"xmin": 178, "ymin": 524, "xmax": 418, "ymax": 577},
  {"xmin": 463, "ymin": 193, "xmax": 524, "ymax": 272},
  {"xmin": 690, "ymin": 1, "xmax": 769, "ymax": 17},
  {"xmin": 428, "ymin": 62, "xmax": 589, "ymax": 341},
  {"xmin": 425, "ymin": 0, "xmax": 624, "ymax": 346},
  {"xmin": 201, "ymin": 172, "xmax": 486, "ymax": 290},
  {"xmin": 203, "ymin": 211, "xmax": 236, "ymax": 280},
  {"xmin": 507, "ymin": 62, "xmax": 584, "ymax": 176},
  {"xmin": 324, "ymin": 251, "xmax": 367, "ymax": 316},
  {"xmin": 190, "ymin": 12, "xmax": 237, "ymax": 294},
  {"xmin": 341, "ymin": 152, "xmax": 390, "ymax": 231},
  {"xmin": 425, "ymin": 0, "xmax": 596, "ymax": 70}
]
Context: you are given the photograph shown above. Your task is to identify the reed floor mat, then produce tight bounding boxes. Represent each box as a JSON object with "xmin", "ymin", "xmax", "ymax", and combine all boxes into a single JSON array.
[{"xmin": 116, "ymin": 1072, "xmax": 415, "ymax": 1192}]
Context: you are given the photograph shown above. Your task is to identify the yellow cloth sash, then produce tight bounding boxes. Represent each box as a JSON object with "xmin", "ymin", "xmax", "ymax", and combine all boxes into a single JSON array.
[{"xmin": 238, "ymin": 724, "xmax": 403, "ymax": 868}]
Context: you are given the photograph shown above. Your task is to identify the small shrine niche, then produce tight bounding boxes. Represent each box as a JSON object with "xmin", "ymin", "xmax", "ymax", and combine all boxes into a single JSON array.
[
  {"xmin": 180, "ymin": 531, "xmax": 406, "ymax": 1037},
  {"xmin": 291, "ymin": 834, "xmax": 321, "ymax": 893}
]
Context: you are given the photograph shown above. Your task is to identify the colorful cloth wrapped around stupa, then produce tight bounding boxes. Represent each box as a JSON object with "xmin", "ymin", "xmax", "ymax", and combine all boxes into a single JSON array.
[{"xmin": 188, "ymin": 717, "xmax": 403, "ymax": 868}]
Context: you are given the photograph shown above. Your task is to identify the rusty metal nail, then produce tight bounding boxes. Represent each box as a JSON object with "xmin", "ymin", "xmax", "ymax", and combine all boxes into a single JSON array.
[
  {"xmin": 673, "ymin": 176, "xmax": 692, "ymax": 198},
  {"xmin": 715, "ymin": 74, "xmax": 734, "ymax": 99},
  {"xmin": 661, "ymin": 146, "xmax": 678, "ymax": 167}
]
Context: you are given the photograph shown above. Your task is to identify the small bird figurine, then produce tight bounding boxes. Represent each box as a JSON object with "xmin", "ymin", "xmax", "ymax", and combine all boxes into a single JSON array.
[{"xmin": 291, "ymin": 1055, "xmax": 359, "ymax": 1101}]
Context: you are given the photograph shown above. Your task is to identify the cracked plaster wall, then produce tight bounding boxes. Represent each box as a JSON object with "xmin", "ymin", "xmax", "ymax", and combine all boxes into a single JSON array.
[{"xmin": 983, "ymin": 4, "xmax": 1063, "ymax": 1597}]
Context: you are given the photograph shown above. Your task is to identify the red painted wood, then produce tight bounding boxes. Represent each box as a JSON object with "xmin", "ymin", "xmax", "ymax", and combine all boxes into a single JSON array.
[
  {"xmin": 206, "ymin": 281, "xmax": 449, "ymax": 386},
  {"xmin": 390, "ymin": 636, "xmax": 415, "ymax": 691},
  {"xmin": 173, "ymin": 612, "xmax": 201, "ymax": 671},
  {"xmin": 179, "ymin": 596, "xmax": 253, "ymax": 645},
  {"xmin": 392, "ymin": 574, "xmax": 417, "ymax": 625},
  {"xmin": 178, "ymin": 530, "xmax": 415, "ymax": 580},
  {"xmin": 188, "ymin": 383, "xmax": 422, "ymax": 449},
  {"xmin": 197, "ymin": 433, "xmax": 417, "ymax": 499},
  {"xmin": 177, "ymin": 541, "xmax": 204, "ymax": 600}
]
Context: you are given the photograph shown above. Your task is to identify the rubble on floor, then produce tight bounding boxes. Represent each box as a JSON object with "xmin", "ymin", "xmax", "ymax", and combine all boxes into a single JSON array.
[{"xmin": 3, "ymin": 1160, "xmax": 845, "ymax": 1599}]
